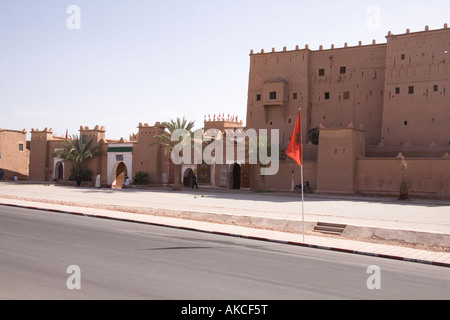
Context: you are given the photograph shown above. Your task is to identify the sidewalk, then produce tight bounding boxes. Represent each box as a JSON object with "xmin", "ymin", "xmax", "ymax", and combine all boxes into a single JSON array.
[{"xmin": 0, "ymin": 182, "xmax": 449, "ymax": 267}]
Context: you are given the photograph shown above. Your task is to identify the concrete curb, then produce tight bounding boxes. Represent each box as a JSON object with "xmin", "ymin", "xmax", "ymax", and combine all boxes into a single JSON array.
[
  {"xmin": 343, "ymin": 225, "xmax": 450, "ymax": 248},
  {"xmin": 1, "ymin": 201, "xmax": 449, "ymax": 269}
]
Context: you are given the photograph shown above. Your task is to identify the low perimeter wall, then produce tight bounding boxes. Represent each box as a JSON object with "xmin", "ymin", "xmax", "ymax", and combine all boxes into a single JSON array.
[
  {"xmin": 356, "ymin": 158, "xmax": 450, "ymax": 198},
  {"xmin": 251, "ymin": 157, "xmax": 450, "ymax": 199}
]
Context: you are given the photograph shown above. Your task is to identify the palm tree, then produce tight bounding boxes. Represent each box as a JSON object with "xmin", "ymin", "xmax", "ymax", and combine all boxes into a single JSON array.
[
  {"xmin": 399, "ymin": 155, "xmax": 409, "ymax": 200},
  {"xmin": 52, "ymin": 135, "xmax": 100, "ymax": 181},
  {"xmin": 151, "ymin": 117, "xmax": 196, "ymax": 191}
]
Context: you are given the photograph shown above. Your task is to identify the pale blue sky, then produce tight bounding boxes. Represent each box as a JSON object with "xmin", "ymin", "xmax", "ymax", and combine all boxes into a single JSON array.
[{"xmin": 1, "ymin": 0, "xmax": 449, "ymax": 140}]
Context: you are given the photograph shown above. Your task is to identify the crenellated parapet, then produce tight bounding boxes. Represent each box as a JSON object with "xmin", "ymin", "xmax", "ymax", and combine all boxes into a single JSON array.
[
  {"xmin": 79, "ymin": 125, "xmax": 106, "ymax": 132},
  {"xmin": 137, "ymin": 122, "xmax": 165, "ymax": 137},
  {"xmin": 129, "ymin": 133, "xmax": 138, "ymax": 142},
  {"xmin": 79, "ymin": 125, "xmax": 106, "ymax": 143},
  {"xmin": 204, "ymin": 114, "xmax": 244, "ymax": 132},
  {"xmin": 30, "ymin": 127, "xmax": 54, "ymax": 140},
  {"xmin": 250, "ymin": 24, "xmax": 448, "ymax": 56},
  {"xmin": 204, "ymin": 114, "xmax": 242, "ymax": 123}
]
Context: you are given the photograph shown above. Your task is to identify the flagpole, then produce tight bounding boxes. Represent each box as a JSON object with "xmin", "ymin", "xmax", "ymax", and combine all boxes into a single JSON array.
[
  {"xmin": 300, "ymin": 120, "xmax": 305, "ymax": 243},
  {"xmin": 286, "ymin": 108, "xmax": 305, "ymax": 243}
]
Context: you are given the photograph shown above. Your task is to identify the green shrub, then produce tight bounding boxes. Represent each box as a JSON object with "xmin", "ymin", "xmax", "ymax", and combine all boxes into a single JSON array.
[
  {"xmin": 133, "ymin": 171, "xmax": 149, "ymax": 185},
  {"xmin": 69, "ymin": 167, "xmax": 93, "ymax": 182}
]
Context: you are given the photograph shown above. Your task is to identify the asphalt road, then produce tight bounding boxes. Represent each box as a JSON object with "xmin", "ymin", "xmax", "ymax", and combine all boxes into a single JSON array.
[{"xmin": 0, "ymin": 205, "xmax": 449, "ymax": 300}]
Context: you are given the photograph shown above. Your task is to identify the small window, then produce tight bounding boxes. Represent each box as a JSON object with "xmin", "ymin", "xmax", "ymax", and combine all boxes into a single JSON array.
[
  {"xmin": 293, "ymin": 93, "xmax": 298, "ymax": 100},
  {"xmin": 404, "ymin": 121, "xmax": 408, "ymax": 126},
  {"xmin": 324, "ymin": 92, "xmax": 330, "ymax": 100},
  {"xmin": 408, "ymin": 86, "xmax": 414, "ymax": 94},
  {"xmin": 269, "ymin": 92, "xmax": 277, "ymax": 100},
  {"xmin": 340, "ymin": 66, "xmax": 346, "ymax": 74},
  {"xmin": 288, "ymin": 118, "xmax": 292, "ymax": 124},
  {"xmin": 256, "ymin": 94, "xmax": 262, "ymax": 101},
  {"xmin": 19, "ymin": 143, "xmax": 24, "ymax": 152},
  {"xmin": 395, "ymin": 87, "xmax": 400, "ymax": 94},
  {"xmin": 433, "ymin": 85, "xmax": 438, "ymax": 92},
  {"xmin": 401, "ymin": 54, "xmax": 406, "ymax": 60},
  {"xmin": 319, "ymin": 68, "xmax": 325, "ymax": 76},
  {"xmin": 343, "ymin": 91, "xmax": 350, "ymax": 100}
]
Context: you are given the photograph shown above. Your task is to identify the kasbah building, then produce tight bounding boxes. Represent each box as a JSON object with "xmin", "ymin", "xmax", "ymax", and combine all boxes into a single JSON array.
[{"xmin": 1, "ymin": 25, "xmax": 449, "ymax": 198}]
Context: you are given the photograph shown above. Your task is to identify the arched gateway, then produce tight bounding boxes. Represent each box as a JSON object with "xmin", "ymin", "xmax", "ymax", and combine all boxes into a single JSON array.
[
  {"xmin": 107, "ymin": 143, "xmax": 133, "ymax": 188},
  {"xmin": 112, "ymin": 162, "xmax": 128, "ymax": 189}
]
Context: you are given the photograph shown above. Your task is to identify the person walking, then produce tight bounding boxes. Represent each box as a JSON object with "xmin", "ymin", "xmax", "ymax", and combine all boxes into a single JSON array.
[
  {"xmin": 76, "ymin": 173, "xmax": 82, "ymax": 187},
  {"xmin": 123, "ymin": 176, "xmax": 130, "ymax": 189},
  {"xmin": 95, "ymin": 173, "xmax": 101, "ymax": 189},
  {"xmin": 192, "ymin": 173, "xmax": 198, "ymax": 190}
]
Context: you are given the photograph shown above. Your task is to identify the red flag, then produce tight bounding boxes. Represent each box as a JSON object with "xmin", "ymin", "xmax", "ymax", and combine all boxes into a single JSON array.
[{"xmin": 286, "ymin": 110, "xmax": 303, "ymax": 167}]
